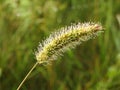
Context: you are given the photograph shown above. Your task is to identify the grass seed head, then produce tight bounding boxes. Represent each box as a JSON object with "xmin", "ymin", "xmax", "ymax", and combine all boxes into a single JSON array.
[{"xmin": 35, "ymin": 22, "xmax": 103, "ymax": 64}]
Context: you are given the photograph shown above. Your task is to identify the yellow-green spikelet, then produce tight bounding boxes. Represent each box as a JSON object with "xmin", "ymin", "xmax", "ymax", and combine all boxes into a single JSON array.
[{"xmin": 35, "ymin": 22, "xmax": 103, "ymax": 64}]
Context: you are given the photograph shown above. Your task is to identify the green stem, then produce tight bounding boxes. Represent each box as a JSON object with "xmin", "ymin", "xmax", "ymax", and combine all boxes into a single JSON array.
[{"xmin": 17, "ymin": 62, "xmax": 38, "ymax": 90}]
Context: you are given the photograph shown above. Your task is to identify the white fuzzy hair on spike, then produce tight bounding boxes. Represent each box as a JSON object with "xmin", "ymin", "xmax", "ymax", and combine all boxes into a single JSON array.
[{"xmin": 35, "ymin": 22, "xmax": 103, "ymax": 64}]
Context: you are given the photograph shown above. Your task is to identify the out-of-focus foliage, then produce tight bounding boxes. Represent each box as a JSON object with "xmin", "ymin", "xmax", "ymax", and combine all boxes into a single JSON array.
[{"xmin": 0, "ymin": 0, "xmax": 120, "ymax": 90}]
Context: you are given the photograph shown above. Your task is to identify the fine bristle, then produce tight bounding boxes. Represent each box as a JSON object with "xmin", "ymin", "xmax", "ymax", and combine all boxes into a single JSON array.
[{"xmin": 35, "ymin": 22, "xmax": 103, "ymax": 64}]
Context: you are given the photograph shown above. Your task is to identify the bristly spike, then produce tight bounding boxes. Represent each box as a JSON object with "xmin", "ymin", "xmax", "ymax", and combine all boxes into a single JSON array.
[{"xmin": 35, "ymin": 22, "xmax": 104, "ymax": 64}]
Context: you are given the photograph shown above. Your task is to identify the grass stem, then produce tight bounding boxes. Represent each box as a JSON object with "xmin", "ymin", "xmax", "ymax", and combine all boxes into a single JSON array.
[{"xmin": 17, "ymin": 62, "xmax": 38, "ymax": 90}]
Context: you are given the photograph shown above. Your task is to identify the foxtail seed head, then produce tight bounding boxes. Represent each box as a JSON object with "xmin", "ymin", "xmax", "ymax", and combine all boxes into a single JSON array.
[{"xmin": 35, "ymin": 22, "xmax": 103, "ymax": 64}]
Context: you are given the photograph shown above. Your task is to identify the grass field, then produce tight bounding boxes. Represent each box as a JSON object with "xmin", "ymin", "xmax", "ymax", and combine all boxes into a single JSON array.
[{"xmin": 0, "ymin": 0, "xmax": 120, "ymax": 90}]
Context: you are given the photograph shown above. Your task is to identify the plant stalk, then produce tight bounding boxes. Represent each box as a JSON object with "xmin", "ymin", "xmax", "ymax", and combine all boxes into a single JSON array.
[{"xmin": 17, "ymin": 62, "xmax": 38, "ymax": 90}]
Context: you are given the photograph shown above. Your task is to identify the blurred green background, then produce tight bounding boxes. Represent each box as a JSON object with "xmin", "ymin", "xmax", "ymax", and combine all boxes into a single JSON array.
[{"xmin": 0, "ymin": 0, "xmax": 120, "ymax": 90}]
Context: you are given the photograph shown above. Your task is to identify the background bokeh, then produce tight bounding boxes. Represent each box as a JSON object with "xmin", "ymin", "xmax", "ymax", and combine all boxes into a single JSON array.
[{"xmin": 0, "ymin": 0, "xmax": 120, "ymax": 90}]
